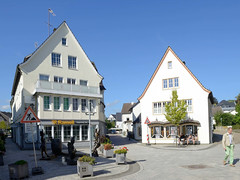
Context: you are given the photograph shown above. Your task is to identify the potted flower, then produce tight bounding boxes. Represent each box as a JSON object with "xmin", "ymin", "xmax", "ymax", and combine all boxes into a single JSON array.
[
  {"xmin": 0, "ymin": 139, "xmax": 5, "ymax": 166},
  {"xmin": 8, "ymin": 160, "xmax": 29, "ymax": 179},
  {"xmin": 114, "ymin": 147, "xmax": 128, "ymax": 165},
  {"xmin": 99, "ymin": 136, "xmax": 111, "ymax": 154},
  {"xmin": 103, "ymin": 143, "xmax": 114, "ymax": 158},
  {"xmin": 77, "ymin": 155, "xmax": 96, "ymax": 178}
]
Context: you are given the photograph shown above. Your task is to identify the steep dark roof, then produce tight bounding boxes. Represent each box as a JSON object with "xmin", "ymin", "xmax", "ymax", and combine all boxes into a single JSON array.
[
  {"xmin": 218, "ymin": 100, "xmax": 235, "ymax": 108},
  {"xmin": 0, "ymin": 111, "xmax": 11, "ymax": 122},
  {"xmin": 116, "ymin": 113, "xmax": 122, "ymax": 121},
  {"xmin": 121, "ymin": 103, "xmax": 135, "ymax": 114}
]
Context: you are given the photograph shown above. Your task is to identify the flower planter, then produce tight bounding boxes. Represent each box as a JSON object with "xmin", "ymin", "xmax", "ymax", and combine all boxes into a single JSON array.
[
  {"xmin": 103, "ymin": 149, "xmax": 114, "ymax": 158},
  {"xmin": 8, "ymin": 162, "xmax": 29, "ymax": 179},
  {"xmin": 115, "ymin": 153, "xmax": 127, "ymax": 165},
  {"xmin": 77, "ymin": 161, "xmax": 93, "ymax": 178}
]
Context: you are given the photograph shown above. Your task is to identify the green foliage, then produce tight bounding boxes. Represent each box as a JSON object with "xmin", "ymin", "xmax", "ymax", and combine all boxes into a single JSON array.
[
  {"xmin": 114, "ymin": 147, "xmax": 128, "ymax": 154},
  {"xmin": 236, "ymin": 93, "xmax": 240, "ymax": 114},
  {"xmin": 100, "ymin": 136, "xmax": 112, "ymax": 144},
  {"xmin": 232, "ymin": 124, "xmax": 240, "ymax": 129},
  {"xmin": 0, "ymin": 121, "xmax": 7, "ymax": 130},
  {"xmin": 165, "ymin": 90, "xmax": 187, "ymax": 126},
  {"xmin": 214, "ymin": 111, "xmax": 223, "ymax": 125},
  {"xmin": 105, "ymin": 119, "xmax": 115, "ymax": 129},
  {"xmin": 233, "ymin": 114, "xmax": 240, "ymax": 125},
  {"xmin": 78, "ymin": 155, "xmax": 96, "ymax": 165},
  {"xmin": 15, "ymin": 160, "xmax": 27, "ymax": 165}
]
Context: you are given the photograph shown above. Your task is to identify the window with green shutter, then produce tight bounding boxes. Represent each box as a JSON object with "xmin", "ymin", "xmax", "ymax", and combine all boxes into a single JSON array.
[
  {"xmin": 44, "ymin": 96, "xmax": 50, "ymax": 110},
  {"xmin": 64, "ymin": 98, "xmax": 69, "ymax": 111},
  {"xmin": 54, "ymin": 97, "xmax": 60, "ymax": 110}
]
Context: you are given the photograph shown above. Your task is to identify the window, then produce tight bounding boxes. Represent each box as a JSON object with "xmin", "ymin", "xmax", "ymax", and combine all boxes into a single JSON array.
[
  {"xmin": 44, "ymin": 126, "xmax": 52, "ymax": 142},
  {"xmin": 62, "ymin": 38, "xmax": 67, "ymax": 46},
  {"xmin": 73, "ymin": 98, "xmax": 79, "ymax": 111},
  {"xmin": 169, "ymin": 79, "xmax": 173, "ymax": 88},
  {"xmin": 63, "ymin": 98, "xmax": 69, "ymax": 111},
  {"xmin": 68, "ymin": 56, "xmax": 77, "ymax": 69},
  {"xmin": 44, "ymin": 96, "xmax": 50, "ymax": 110},
  {"xmin": 52, "ymin": 53, "xmax": 61, "ymax": 67},
  {"xmin": 90, "ymin": 99, "xmax": 96, "ymax": 113},
  {"xmin": 163, "ymin": 79, "xmax": 168, "ymax": 89},
  {"xmin": 82, "ymin": 125, "xmax": 88, "ymax": 141},
  {"xmin": 174, "ymin": 78, "xmax": 179, "ymax": 87},
  {"xmin": 54, "ymin": 76, "xmax": 63, "ymax": 83},
  {"xmin": 54, "ymin": 97, "xmax": 60, "ymax": 110},
  {"xmin": 153, "ymin": 102, "xmax": 161, "ymax": 114},
  {"xmin": 80, "ymin": 80, "xmax": 88, "ymax": 86},
  {"xmin": 64, "ymin": 125, "xmax": 71, "ymax": 142},
  {"xmin": 186, "ymin": 99, "xmax": 192, "ymax": 112},
  {"xmin": 153, "ymin": 126, "xmax": 164, "ymax": 138},
  {"xmin": 73, "ymin": 125, "xmax": 80, "ymax": 141},
  {"xmin": 168, "ymin": 61, "xmax": 172, "ymax": 69},
  {"xmin": 40, "ymin": 74, "xmax": 49, "ymax": 81},
  {"xmin": 67, "ymin": 78, "xmax": 76, "ymax": 85},
  {"xmin": 81, "ymin": 99, "xmax": 87, "ymax": 112},
  {"xmin": 163, "ymin": 77, "xmax": 179, "ymax": 89},
  {"xmin": 162, "ymin": 102, "xmax": 166, "ymax": 113},
  {"xmin": 54, "ymin": 126, "xmax": 61, "ymax": 139}
]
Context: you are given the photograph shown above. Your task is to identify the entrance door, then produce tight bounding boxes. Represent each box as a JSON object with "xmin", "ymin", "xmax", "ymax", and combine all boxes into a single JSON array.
[{"xmin": 186, "ymin": 125, "xmax": 193, "ymax": 135}]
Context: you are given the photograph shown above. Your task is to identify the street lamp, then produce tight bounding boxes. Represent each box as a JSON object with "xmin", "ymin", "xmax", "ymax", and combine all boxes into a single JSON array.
[
  {"xmin": 221, "ymin": 118, "xmax": 223, "ymax": 130},
  {"xmin": 85, "ymin": 100, "xmax": 96, "ymax": 157}
]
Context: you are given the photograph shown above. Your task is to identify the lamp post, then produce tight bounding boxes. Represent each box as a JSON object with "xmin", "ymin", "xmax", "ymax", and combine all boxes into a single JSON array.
[
  {"xmin": 221, "ymin": 118, "xmax": 223, "ymax": 130},
  {"xmin": 85, "ymin": 100, "xmax": 96, "ymax": 157}
]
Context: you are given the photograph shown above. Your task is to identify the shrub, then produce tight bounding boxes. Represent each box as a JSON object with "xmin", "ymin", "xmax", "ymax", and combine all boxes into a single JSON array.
[
  {"xmin": 104, "ymin": 143, "xmax": 114, "ymax": 150},
  {"xmin": 114, "ymin": 147, "xmax": 128, "ymax": 154},
  {"xmin": 78, "ymin": 155, "xmax": 96, "ymax": 165},
  {"xmin": 15, "ymin": 160, "xmax": 27, "ymax": 165},
  {"xmin": 100, "ymin": 136, "xmax": 112, "ymax": 144}
]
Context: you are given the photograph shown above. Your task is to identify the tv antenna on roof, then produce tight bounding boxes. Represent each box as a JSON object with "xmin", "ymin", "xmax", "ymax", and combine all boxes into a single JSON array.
[{"xmin": 48, "ymin": 8, "xmax": 56, "ymax": 36}]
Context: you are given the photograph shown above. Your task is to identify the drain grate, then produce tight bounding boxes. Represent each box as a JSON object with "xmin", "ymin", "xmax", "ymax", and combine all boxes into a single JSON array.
[{"xmin": 182, "ymin": 164, "xmax": 210, "ymax": 169}]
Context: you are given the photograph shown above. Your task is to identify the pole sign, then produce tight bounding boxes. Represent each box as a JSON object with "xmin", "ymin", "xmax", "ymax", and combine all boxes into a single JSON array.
[
  {"xmin": 21, "ymin": 106, "xmax": 40, "ymax": 123},
  {"xmin": 144, "ymin": 117, "xmax": 151, "ymax": 124}
]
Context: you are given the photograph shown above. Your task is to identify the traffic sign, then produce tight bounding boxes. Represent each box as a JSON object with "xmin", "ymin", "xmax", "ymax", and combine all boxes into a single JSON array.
[
  {"xmin": 144, "ymin": 117, "xmax": 151, "ymax": 124},
  {"xmin": 20, "ymin": 106, "xmax": 40, "ymax": 123}
]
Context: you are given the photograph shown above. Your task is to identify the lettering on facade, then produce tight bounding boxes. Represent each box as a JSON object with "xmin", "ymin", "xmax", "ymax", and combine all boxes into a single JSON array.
[{"xmin": 52, "ymin": 120, "xmax": 75, "ymax": 125}]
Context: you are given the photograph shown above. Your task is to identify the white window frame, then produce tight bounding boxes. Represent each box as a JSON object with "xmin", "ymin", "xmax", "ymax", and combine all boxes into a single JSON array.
[
  {"xmin": 80, "ymin": 80, "xmax": 88, "ymax": 86},
  {"xmin": 168, "ymin": 61, "xmax": 172, "ymax": 69},
  {"xmin": 62, "ymin": 38, "xmax": 67, "ymax": 46},
  {"xmin": 51, "ymin": 53, "xmax": 61, "ymax": 67},
  {"xmin": 68, "ymin": 56, "xmax": 77, "ymax": 69},
  {"xmin": 39, "ymin": 74, "xmax": 49, "ymax": 81},
  {"xmin": 54, "ymin": 76, "xmax": 63, "ymax": 83},
  {"xmin": 81, "ymin": 99, "xmax": 87, "ymax": 112},
  {"xmin": 67, "ymin": 78, "xmax": 76, "ymax": 85},
  {"xmin": 72, "ymin": 98, "xmax": 79, "ymax": 111},
  {"xmin": 54, "ymin": 97, "xmax": 61, "ymax": 111},
  {"xmin": 63, "ymin": 97, "xmax": 70, "ymax": 111},
  {"xmin": 44, "ymin": 96, "xmax": 51, "ymax": 110}
]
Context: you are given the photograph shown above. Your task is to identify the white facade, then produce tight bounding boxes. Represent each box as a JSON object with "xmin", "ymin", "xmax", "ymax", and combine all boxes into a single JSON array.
[
  {"xmin": 122, "ymin": 113, "xmax": 133, "ymax": 136},
  {"xmin": 138, "ymin": 47, "xmax": 213, "ymax": 144},
  {"xmin": 10, "ymin": 22, "xmax": 106, "ymax": 149}
]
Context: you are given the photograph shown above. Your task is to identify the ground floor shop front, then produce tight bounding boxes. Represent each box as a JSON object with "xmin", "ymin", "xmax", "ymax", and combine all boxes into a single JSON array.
[{"xmin": 11, "ymin": 119, "xmax": 106, "ymax": 150}]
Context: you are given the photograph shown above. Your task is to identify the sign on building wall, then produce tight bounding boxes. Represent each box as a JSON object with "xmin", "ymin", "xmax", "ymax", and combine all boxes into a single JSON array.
[{"xmin": 52, "ymin": 120, "xmax": 75, "ymax": 125}]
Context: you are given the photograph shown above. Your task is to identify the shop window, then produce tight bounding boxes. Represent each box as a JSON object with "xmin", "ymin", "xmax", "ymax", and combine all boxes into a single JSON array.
[
  {"xmin": 73, "ymin": 125, "xmax": 80, "ymax": 141},
  {"xmin": 64, "ymin": 125, "xmax": 71, "ymax": 142},
  {"xmin": 45, "ymin": 126, "xmax": 52, "ymax": 142},
  {"xmin": 54, "ymin": 126, "xmax": 61, "ymax": 139},
  {"xmin": 82, "ymin": 125, "xmax": 88, "ymax": 141}
]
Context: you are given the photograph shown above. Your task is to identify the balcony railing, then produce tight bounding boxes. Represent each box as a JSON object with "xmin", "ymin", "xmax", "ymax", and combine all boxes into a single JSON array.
[{"xmin": 35, "ymin": 80, "xmax": 101, "ymax": 97}]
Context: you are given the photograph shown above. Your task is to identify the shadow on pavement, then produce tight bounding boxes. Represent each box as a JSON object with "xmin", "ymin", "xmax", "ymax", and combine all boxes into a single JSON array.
[
  {"xmin": 109, "ymin": 134, "xmax": 138, "ymax": 146},
  {"xmin": 213, "ymin": 133, "xmax": 223, "ymax": 143},
  {"xmin": 234, "ymin": 158, "xmax": 240, "ymax": 165}
]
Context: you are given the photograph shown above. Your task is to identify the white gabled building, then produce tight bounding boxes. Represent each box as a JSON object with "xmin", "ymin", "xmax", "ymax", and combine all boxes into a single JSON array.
[
  {"xmin": 138, "ymin": 47, "xmax": 213, "ymax": 144},
  {"xmin": 10, "ymin": 21, "xmax": 106, "ymax": 149}
]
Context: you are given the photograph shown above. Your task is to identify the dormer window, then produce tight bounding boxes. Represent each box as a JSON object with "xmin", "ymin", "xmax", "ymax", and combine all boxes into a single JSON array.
[
  {"xmin": 168, "ymin": 61, "xmax": 172, "ymax": 69},
  {"xmin": 62, "ymin": 38, "xmax": 67, "ymax": 46}
]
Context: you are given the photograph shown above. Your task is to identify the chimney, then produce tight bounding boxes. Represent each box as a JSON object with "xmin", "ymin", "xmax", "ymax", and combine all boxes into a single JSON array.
[{"xmin": 183, "ymin": 61, "xmax": 186, "ymax": 65}]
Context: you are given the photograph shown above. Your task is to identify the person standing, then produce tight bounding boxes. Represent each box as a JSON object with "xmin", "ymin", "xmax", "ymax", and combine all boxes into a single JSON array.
[{"xmin": 222, "ymin": 126, "xmax": 235, "ymax": 167}]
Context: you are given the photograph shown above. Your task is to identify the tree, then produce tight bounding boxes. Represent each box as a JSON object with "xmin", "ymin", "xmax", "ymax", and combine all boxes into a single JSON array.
[
  {"xmin": 235, "ymin": 93, "xmax": 240, "ymax": 114},
  {"xmin": 213, "ymin": 97, "xmax": 218, "ymax": 105},
  {"xmin": 105, "ymin": 119, "xmax": 115, "ymax": 129},
  {"xmin": 165, "ymin": 90, "xmax": 187, "ymax": 146},
  {"xmin": 0, "ymin": 121, "xmax": 7, "ymax": 130},
  {"xmin": 214, "ymin": 111, "xmax": 223, "ymax": 125}
]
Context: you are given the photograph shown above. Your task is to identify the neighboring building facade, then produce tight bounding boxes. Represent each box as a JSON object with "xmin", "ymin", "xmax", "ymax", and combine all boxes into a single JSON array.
[
  {"xmin": 138, "ymin": 47, "xmax": 213, "ymax": 144},
  {"xmin": 10, "ymin": 22, "xmax": 106, "ymax": 149},
  {"xmin": 0, "ymin": 111, "xmax": 11, "ymax": 131},
  {"xmin": 115, "ymin": 112, "xmax": 122, "ymax": 129},
  {"xmin": 217, "ymin": 100, "xmax": 236, "ymax": 115},
  {"xmin": 107, "ymin": 114, "xmax": 116, "ymax": 122},
  {"xmin": 132, "ymin": 102, "xmax": 142, "ymax": 140},
  {"xmin": 121, "ymin": 103, "xmax": 135, "ymax": 136}
]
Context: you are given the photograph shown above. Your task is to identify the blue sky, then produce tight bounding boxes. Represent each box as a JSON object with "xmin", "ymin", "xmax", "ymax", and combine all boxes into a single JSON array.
[{"xmin": 0, "ymin": 1, "xmax": 240, "ymax": 117}]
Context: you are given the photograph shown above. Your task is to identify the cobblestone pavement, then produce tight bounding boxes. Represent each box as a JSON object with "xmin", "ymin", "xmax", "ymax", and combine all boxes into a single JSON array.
[{"xmin": 1, "ymin": 133, "xmax": 240, "ymax": 180}]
